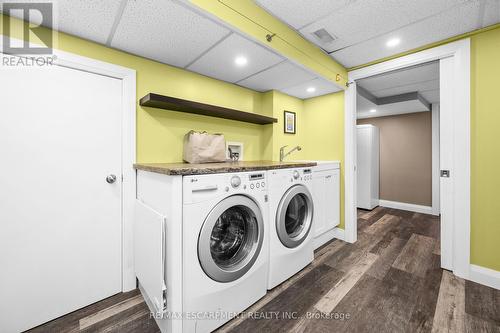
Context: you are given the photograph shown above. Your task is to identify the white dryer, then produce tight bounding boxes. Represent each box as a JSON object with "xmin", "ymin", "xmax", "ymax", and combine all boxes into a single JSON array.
[
  {"xmin": 267, "ymin": 167, "xmax": 314, "ymax": 289},
  {"xmin": 182, "ymin": 171, "xmax": 269, "ymax": 332}
]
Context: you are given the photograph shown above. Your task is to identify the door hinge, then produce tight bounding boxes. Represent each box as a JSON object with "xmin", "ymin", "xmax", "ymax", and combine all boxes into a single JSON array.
[{"xmin": 440, "ymin": 170, "xmax": 450, "ymax": 178}]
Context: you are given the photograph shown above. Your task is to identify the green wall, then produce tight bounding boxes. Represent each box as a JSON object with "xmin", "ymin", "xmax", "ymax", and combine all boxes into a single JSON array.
[{"xmin": 470, "ymin": 27, "xmax": 500, "ymax": 271}]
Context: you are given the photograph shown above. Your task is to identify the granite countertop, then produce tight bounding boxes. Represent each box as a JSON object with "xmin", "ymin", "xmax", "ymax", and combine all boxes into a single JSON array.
[{"xmin": 134, "ymin": 160, "xmax": 317, "ymax": 176}]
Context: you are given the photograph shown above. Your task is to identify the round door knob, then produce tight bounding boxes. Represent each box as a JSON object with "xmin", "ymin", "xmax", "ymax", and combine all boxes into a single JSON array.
[
  {"xmin": 230, "ymin": 175, "xmax": 241, "ymax": 188},
  {"xmin": 106, "ymin": 174, "xmax": 117, "ymax": 184},
  {"xmin": 293, "ymin": 170, "xmax": 300, "ymax": 179}
]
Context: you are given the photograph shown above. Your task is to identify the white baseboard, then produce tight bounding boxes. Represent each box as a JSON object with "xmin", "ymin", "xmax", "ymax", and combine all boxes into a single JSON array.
[
  {"xmin": 469, "ymin": 264, "xmax": 500, "ymax": 290},
  {"xmin": 313, "ymin": 227, "xmax": 345, "ymax": 250},
  {"xmin": 379, "ymin": 199, "xmax": 434, "ymax": 215}
]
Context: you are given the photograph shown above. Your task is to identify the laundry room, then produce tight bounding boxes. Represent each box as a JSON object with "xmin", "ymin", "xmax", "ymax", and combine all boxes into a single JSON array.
[{"xmin": 1, "ymin": 1, "xmax": 500, "ymax": 333}]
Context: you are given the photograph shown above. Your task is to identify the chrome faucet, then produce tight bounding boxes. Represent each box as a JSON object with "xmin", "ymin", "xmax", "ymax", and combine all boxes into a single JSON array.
[{"xmin": 279, "ymin": 145, "xmax": 302, "ymax": 162}]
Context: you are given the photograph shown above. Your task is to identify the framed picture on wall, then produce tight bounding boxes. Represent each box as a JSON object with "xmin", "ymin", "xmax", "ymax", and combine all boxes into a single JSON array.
[{"xmin": 284, "ymin": 111, "xmax": 296, "ymax": 134}]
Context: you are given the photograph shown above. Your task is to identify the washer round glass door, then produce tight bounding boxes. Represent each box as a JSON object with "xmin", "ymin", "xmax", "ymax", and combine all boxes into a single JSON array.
[
  {"xmin": 198, "ymin": 195, "xmax": 264, "ymax": 283},
  {"xmin": 276, "ymin": 184, "xmax": 313, "ymax": 248}
]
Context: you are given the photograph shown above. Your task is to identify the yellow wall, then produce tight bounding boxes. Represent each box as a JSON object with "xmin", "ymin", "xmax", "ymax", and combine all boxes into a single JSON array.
[
  {"xmin": 4, "ymin": 12, "xmax": 500, "ymax": 268},
  {"xmin": 1, "ymin": 14, "xmax": 271, "ymax": 163},
  {"xmin": 270, "ymin": 91, "xmax": 307, "ymax": 161},
  {"xmin": 1, "ymin": 14, "xmax": 347, "ymax": 228},
  {"xmin": 304, "ymin": 93, "xmax": 345, "ymax": 228},
  {"xmin": 470, "ymin": 27, "xmax": 500, "ymax": 271}
]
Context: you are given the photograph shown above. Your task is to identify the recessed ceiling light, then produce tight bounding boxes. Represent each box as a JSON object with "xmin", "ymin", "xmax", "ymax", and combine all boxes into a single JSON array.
[
  {"xmin": 386, "ymin": 38, "xmax": 401, "ymax": 48},
  {"xmin": 234, "ymin": 56, "xmax": 248, "ymax": 66},
  {"xmin": 370, "ymin": 109, "xmax": 377, "ymax": 113},
  {"xmin": 306, "ymin": 87, "xmax": 316, "ymax": 93}
]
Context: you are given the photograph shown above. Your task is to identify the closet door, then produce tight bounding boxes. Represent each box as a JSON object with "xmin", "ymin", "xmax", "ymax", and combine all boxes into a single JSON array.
[{"xmin": 0, "ymin": 58, "xmax": 123, "ymax": 332}]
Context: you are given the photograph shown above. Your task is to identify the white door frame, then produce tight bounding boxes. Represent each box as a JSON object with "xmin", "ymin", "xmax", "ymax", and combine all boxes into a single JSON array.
[
  {"xmin": 344, "ymin": 39, "xmax": 470, "ymax": 279},
  {"xmin": 1, "ymin": 36, "xmax": 137, "ymax": 291}
]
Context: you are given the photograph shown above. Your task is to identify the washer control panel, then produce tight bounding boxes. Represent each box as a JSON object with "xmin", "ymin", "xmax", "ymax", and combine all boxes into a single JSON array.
[
  {"xmin": 290, "ymin": 168, "xmax": 313, "ymax": 182},
  {"xmin": 247, "ymin": 172, "xmax": 265, "ymax": 190}
]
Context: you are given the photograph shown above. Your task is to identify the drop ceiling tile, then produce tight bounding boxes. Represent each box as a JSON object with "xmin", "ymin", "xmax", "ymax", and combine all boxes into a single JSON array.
[
  {"xmin": 255, "ymin": 0, "xmax": 352, "ymax": 29},
  {"xmin": 357, "ymin": 94, "xmax": 430, "ymax": 119},
  {"xmin": 331, "ymin": 0, "xmax": 481, "ymax": 67},
  {"xmin": 358, "ymin": 62, "xmax": 439, "ymax": 93},
  {"xmin": 237, "ymin": 61, "xmax": 315, "ymax": 92},
  {"xmin": 187, "ymin": 33, "xmax": 283, "ymax": 83},
  {"xmin": 299, "ymin": 0, "xmax": 469, "ymax": 53},
  {"xmin": 280, "ymin": 77, "xmax": 342, "ymax": 99},
  {"xmin": 111, "ymin": 0, "xmax": 230, "ymax": 68},
  {"xmin": 0, "ymin": 0, "xmax": 123, "ymax": 44},
  {"xmin": 482, "ymin": 0, "xmax": 500, "ymax": 27},
  {"xmin": 370, "ymin": 79, "xmax": 440, "ymax": 98}
]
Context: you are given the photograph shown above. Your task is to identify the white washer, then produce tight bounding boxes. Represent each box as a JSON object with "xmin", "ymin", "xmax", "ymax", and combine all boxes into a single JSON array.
[
  {"xmin": 182, "ymin": 171, "xmax": 269, "ymax": 332},
  {"xmin": 267, "ymin": 167, "xmax": 314, "ymax": 289}
]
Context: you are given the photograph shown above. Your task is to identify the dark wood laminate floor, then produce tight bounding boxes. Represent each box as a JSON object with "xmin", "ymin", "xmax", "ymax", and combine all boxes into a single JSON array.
[{"xmin": 26, "ymin": 208, "xmax": 500, "ymax": 333}]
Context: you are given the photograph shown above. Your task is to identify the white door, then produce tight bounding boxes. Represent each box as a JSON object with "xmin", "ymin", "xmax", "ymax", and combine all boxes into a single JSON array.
[{"xmin": 0, "ymin": 58, "xmax": 123, "ymax": 333}]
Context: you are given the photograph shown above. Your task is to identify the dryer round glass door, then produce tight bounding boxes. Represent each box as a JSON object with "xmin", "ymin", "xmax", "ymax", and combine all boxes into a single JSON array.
[
  {"xmin": 276, "ymin": 184, "xmax": 313, "ymax": 248},
  {"xmin": 198, "ymin": 195, "xmax": 264, "ymax": 283}
]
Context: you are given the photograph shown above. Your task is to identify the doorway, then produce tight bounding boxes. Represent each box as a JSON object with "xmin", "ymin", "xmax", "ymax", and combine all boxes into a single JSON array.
[{"xmin": 343, "ymin": 39, "xmax": 471, "ymax": 279}]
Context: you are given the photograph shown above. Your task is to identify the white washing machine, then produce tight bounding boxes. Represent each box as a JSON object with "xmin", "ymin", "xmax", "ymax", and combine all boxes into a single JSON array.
[
  {"xmin": 182, "ymin": 171, "xmax": 269, "ymax": 332},
  {"xmin": 267, "ymin": 167, "xmax": 314, "ymax": 289}
]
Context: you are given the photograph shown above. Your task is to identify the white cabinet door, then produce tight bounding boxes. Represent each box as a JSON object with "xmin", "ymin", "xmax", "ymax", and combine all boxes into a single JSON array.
[
  {"xmin": 325, "ymin": 170, "xmax": 340, "ymax": 230},
  {"xmin": 0, "ymin": 59, "xmax": 123, "ymax": 332},
  {"xmin": 313, "ymin": 169, "xmax": 340, "ymax": 237},
  {"xmin": 313, "ymin": 173, "xmax": 327, "ymax": 237}
]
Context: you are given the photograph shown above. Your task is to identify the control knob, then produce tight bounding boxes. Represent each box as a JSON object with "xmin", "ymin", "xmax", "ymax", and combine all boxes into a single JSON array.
[
  {"xmin": 230, "ymin": 175, "xmax": 241, "ymax": 188},
  {"xmin": 293, "ymin": 170, "xmax": 300, "ymax": 180}
]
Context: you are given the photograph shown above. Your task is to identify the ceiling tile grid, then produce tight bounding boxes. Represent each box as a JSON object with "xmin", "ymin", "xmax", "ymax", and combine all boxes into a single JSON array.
[
  {"xmin": 358, "ymin": 62, "xmax": 439, "ymax": 94},
  {"xmin": 370, "ymin": 80, "xmax": 440, "ymax": 100},
  {"xmin": 357, "ymin": 61, "xmax": 440, "ymax": 117},
  {"xmin": 331, "ymin": 0, "xmax": 483, "ymax": 67},
  {"xmin": 111, "ymin": 0, "xmax": 230, "ymax": 68},
  {"xmin": 357, "ymin": 94, "xmax": 430, "ymax": 119},
  {"xmin": 0, "ymin": 0, "xmax": 124, "ymax": 44},
  {"xmin": 298, "ymin": 0, "xmax": 468, "ymax": 52},
  {"xmin": 237, "ymin": 61, "xmax": 316, "ymax": 92},
  {"xmin": 255, "ymin": 0, "xmax": 352, "ymax": 29},
  {"xmin": 186, "ymin": 33, "xmax": 284, "ymax": 83},
  {"xmin": 280, "ymin": 77, "xmax": 342, "ymax": 99}
]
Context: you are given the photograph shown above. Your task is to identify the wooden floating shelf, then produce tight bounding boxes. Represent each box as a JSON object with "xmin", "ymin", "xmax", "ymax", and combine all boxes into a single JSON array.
[{"xmin": 140, "ymin": 93, "xmax": 277, "ymax": 125}]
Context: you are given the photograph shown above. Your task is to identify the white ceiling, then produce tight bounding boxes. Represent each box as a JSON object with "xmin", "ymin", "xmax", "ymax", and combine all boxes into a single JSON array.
[
  {"xmin": 357, "ymin": 61, "xmax": 439, "ymax": 118},
  {"xmin": 237, "ymin": 60, "xmax": 316, "ymax": 92},
  {"xmin": 357, "ymin": 95, "xmax": 430, "ymax": 119},
  {"xmin": 186, "ymin": 33, "xmax": 283, "ymax": 83},
  {"xmin": 111, "ymin": 0, "xmax": 231, "ymax": 68},
  {"xmin": 256, "ymin": 0, "xmax": 500, "ymax": 68},
  {"xmin": 359, "ymin": 61, "xmax": 440, "ymax": 103},
  {"xmin": 1, "ymin": 0, "xmax": 342, "ymax": 99},
  {"xmin": 281, "ymin": 77, "xmax": 342, "ymax": 99}
]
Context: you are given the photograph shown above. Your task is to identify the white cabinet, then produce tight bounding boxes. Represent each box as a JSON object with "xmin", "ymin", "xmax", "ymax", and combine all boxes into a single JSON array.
[
  {"xmin": 309, "ymin": 162, "xmax": 340, "ymax": 250},
  {"xmin": 357, "ymin": 125, "xmax": 379, "ymax": 210}
]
